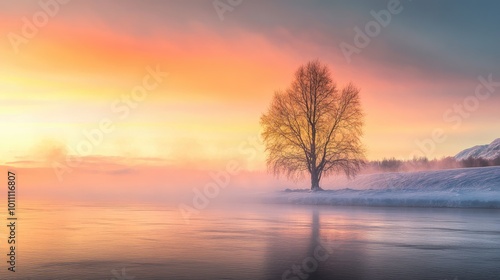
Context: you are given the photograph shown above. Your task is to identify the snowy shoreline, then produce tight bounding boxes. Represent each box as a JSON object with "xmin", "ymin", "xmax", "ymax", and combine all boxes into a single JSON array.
[{"xmin": 257, "ymin": 166, "xmax": 500, "ymax": 208}]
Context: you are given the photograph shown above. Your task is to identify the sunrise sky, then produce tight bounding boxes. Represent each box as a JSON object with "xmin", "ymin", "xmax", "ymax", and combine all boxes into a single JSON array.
[{"xmin": 1, "ymin": 0, "xmax": 499, "ymax": 199}]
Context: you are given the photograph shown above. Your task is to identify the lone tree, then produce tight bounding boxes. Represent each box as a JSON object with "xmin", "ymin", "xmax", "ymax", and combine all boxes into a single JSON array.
[{"xmin": 260, "ymin": 60, "xmax": 365, "ymax": 191}]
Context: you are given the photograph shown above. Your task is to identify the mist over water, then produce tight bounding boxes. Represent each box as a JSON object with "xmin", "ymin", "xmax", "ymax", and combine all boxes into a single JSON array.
[{"xmin": 4, "ymin": 200, "xmax": 500, "ymax": 280}]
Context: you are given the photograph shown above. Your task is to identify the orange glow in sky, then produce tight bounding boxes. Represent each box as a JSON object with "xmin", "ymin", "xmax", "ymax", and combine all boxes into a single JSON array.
[{"xmin": 1, "ymin": 1, "xmax": 499, "ymax": 197}]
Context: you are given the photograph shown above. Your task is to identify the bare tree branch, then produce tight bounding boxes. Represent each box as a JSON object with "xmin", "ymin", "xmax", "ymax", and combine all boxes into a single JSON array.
[{"xmin": 260, "ymin": 60, "xmax": 365, "ymax": 190}]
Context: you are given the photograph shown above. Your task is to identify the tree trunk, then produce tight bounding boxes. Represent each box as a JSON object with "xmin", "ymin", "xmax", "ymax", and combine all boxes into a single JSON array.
[{"xmin": 310, "ymin": 170, "xmax": 321, "ymax": 191}]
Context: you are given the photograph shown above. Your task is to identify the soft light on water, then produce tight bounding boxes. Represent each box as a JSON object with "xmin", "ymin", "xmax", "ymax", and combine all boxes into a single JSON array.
[{"xmin": 2, "ymin": 202, "xmax": 500, "ymax": 279}]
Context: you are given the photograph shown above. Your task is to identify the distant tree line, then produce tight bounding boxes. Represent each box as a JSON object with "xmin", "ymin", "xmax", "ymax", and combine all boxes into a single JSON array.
[{"xmin": 363, "ymin": 155, "xmax": 500, "ymax": 173}]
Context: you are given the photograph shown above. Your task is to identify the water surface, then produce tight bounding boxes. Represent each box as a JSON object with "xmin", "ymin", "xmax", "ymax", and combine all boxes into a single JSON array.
[{"xmin": 2, "ymin": 202, "xmax": 500, "ymax": 280}]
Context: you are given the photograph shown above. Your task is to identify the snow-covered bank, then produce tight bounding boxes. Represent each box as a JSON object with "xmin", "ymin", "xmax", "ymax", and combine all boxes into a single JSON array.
[{"xmin": 258, "ymin": 166, "xmax": 500, "ymax": 208}]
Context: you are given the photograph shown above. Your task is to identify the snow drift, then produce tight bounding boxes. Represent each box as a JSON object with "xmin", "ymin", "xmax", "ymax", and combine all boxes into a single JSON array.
[{"xmin": 258, "ymin": 166, "xmax": 500, "ymax": 208}]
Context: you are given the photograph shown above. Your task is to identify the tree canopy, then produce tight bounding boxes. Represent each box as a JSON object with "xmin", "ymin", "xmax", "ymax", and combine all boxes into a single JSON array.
[{"xmin": 260, "ymin": 60, "xmax": 365, "ymax": 190}]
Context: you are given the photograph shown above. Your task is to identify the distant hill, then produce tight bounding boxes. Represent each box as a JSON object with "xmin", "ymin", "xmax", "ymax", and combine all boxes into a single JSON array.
[{"xmin": 455, "ymin": 138, "xmax": 500, "ymax": 160}]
